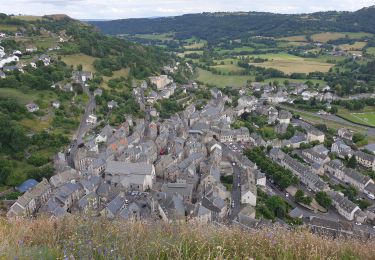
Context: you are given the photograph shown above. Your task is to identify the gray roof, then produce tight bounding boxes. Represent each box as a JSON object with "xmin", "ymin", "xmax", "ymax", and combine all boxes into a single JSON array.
[
  {"xmin": 330, "ymin": 191, "xmax": 358, "ymax": 213},
  {"xmin": 106, "ymin": 193, "xmax": 125, "ymax": 215},
  {"xmin": 355, "ymin": 150, "xmax": 375, "ymax": 162},
  {"xmin": 364, "ymin": 144, "xmax": 375, "ymax": 153},
  {"xmin": 343, "ymin": 168, "xmax": 371, "ymax": 186},
  {"xmin": 365, "ymin": 183, "xmax": 375, "ymax": 195},
  {"xmin": 105, "ymin": 161, "xmax": 153, "ymax": 175},
  {"xmin": 162, "ymin": 182, "xmax": 193, "ymax": 196}
]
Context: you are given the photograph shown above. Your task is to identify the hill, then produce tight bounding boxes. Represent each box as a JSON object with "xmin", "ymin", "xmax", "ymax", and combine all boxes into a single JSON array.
[
  {"xmin": 89, "ymin": 6, "xmax": 375, "ymax": 42},
  {"xmin": 0, "ymin": 14, "xmax": 169, "ymax": 189},
  {"xmin": 0, "ymin": 216, "xmax": 374, "ymax": 259}
]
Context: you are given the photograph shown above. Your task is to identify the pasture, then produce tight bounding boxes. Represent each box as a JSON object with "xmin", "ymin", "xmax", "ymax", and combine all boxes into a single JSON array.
[
  {"xmin": 312, "ymin": 32, "xmax": 373, "ymax": 43},
  {"xmin": 279, "ymin": 35, "xmax": 307, "ymax": 42},
  {"xmin": 62, "ymin": 53, "xmax": 97, "ymax": 72},
  {"xmin": 134, "ymin": 33, "xmax": 174, "ymax": 41},
  {"xmin": 184, "ymin": 42, "xmax": 205, "ymax": 50},
  {"xmin": 248, "ymin": 53, "xmax": 334, "ymax": 74},
  {"xmin": 0, "ymin": 24, "xmax": 18, "ymax": 32},
  {"xmin": 196, "ymin": 68, "xmax": 252, "ymax": 88},
  {"xmin": 0, "ymin": 88, "xmax": 56, "ymax": 105},
  {"xmin": 339, "ymin": 41, "xmax": 367, "ymax": 51},
  {"xmin": 350, "ymin": 112, "xmax": 375, "ymax": 127},
  {"xmin": 12, "ymin": 15, "xmax": 43, "ymax": 21},
  {"xmin": 366, "ymin": 47, "xmax": 375, "ymax": 56}
]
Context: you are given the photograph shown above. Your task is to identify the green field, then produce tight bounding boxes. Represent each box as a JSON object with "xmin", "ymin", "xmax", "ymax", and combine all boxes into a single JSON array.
[
  {"xmin": 62, "ymin": 53, "xmax": 97, "ymax": 72},
  {"xmin": 15, "ymin": 36, "xmax": 58, "ymax": 49},
  {"xmin": 0, "ymin": 24, "xmax": 18, "ymax": 32},
  {"xmin": 196, "ymin": 68, "xmax": 252, "ymax": 88},
  {"xmin": 247, "ymin": 53, "xmax": 334, "ymax": 74},
  {"xmin": 366, "ymin": 47, "xmax": 375, "ymax": 56},
  {"xmin": 0, "ymin": 88, "xmax": 57, "ymax": 105},
  {"xmin": 134, "ymin": 33, "xmax": 175, "ymax": 41},
  {"xmin": 348, "ymin": 112, "xmax": 375, "ymax": 127},
  {"xmin": 177, "ymin": 50, "xmax": 204, "ymax": 58},
  {"xmin": 12, "ymin": 15, "xmax": 44, "ymax": 21},
  {"xmin": 216, "ymin": 46, "xmax": 255, "ymax": 54}
]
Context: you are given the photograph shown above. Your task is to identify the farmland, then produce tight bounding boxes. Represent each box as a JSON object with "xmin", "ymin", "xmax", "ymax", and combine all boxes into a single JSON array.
[
  {"xmin": 248, "ymin": 53, "xmax": 334, "ymax": 74},
  {"xmin": 0, "ymin": 24, "xmax": 18, "ymax": 32},
  {"xmin": 62, "ymin": 53, "xmax": 97, "ymax": 72},
  {"xmin": 196, "ymin": 68, "xmax": 251, "ymax": 88},
  {"xmin": 311, "ymin": 32, "xmax": 373, "ymax": 43},
  {"xmin": 348, "ymin": 112, "xmax": 375, "ymax": 127}
]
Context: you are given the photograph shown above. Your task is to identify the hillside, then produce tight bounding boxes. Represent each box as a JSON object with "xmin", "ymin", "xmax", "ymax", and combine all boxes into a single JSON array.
[
  {"xmin": 0, "ymin": 14, "xmax": 169, "ymax": 190},
  {"xmin": 89, "ymin": 6, "xmax": 375, "ymax": 42},
  {"xmin": 1, "ymin": 216, "xmax": 374, "ymax": 259}
]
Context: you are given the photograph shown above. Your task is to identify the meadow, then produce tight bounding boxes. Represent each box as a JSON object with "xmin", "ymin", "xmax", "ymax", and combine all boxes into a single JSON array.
[
  {"xmin": 0, "ymin": 216, "xmax": 374, "ymax": 259},
  {"xmin": 350, "ymin": 112, "xmax": 375, "ymax": 127},
  {"xmin": 196, "ymin": 68, "xmax": 251, "ymax": 88},
  {"xmin": 248, "ymin": 53, "xmax": 334, "ymax": 74},
  {"xmin": 311, "ymin": 32, "xmax": 373, "ymax": 42},
  {"xmin": 62, "ymin": 53, "xmax": 97, "ymax": 72}
]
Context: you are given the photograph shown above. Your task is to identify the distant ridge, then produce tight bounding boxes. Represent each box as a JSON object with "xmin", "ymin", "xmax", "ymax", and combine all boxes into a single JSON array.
[{"xmin": 89, "ymin": 6, "xmax": 375, "ymax": 42}]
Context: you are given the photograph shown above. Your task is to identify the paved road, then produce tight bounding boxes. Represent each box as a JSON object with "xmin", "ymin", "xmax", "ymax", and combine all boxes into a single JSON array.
[
  {"xmin": 66, "ymin": 85, "xmax": 96, "ymax": 168},
  {"xmin": 266, "ymin": 180, "xmax": 346, "ymax": 222},
  {"xmin": 278, "ymin": 104, "xmax": 375, "ymax": 138}
]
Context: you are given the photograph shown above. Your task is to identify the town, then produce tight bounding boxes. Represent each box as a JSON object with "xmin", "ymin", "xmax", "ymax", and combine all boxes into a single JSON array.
[{"xmin": 3, "ymin": 50, "xmax": 375, "ymax": 238}]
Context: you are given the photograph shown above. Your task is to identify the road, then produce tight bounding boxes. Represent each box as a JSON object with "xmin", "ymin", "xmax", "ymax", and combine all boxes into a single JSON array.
[
  {"xmin": 266, "ymin": 180, "xmax": 345, "ymax": 222},
  {"xmin": 278, "ymin": 104, "xmax": 375, "ymax": 138},
  {"xmin": 221, "ymin": 144, "xmax": 245, "ymax": 222},
  {"xmin": 66, "ymin": 84, "xmax": 96, "ymax": 168}
]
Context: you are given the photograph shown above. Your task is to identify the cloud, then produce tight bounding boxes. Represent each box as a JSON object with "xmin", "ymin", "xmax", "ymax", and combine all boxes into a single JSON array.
[{"xmin": 2, "ymin": 0, "xmax": 374, "ymax": 19}]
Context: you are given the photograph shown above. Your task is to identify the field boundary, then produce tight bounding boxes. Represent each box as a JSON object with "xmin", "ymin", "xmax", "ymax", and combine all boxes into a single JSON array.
[{"xmin": 336, "ymin": 114, "xmax": 375, "ymax": 129}]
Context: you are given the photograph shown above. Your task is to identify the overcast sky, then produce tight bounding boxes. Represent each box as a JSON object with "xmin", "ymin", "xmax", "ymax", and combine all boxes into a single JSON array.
[{"xmin": 3, "ymin": 0, "xmax": 375, "ymax": 19}]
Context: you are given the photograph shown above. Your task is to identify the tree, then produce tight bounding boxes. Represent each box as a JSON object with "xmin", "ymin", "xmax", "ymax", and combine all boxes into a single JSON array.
[
  {"xmin": 295, "ymin": 189, "xmax": 305, "ymax": 203},
  {"xmin": 347, "ymin": 156, "xmax": 357, "ymax": 168},
  {"xmin": 315, "ymin": 191, "xmax": 332, "ymax": 209},
  {"xmin": 266, "ymin": 196, "xmax": 288, "ymax": 219},
  {"xmin": 295, "ymin": 189, "xmax": 312, "ymax": 205},
  {"xmin": 344, "ymin": 185, "xmax": 358, "ymax": 201}
]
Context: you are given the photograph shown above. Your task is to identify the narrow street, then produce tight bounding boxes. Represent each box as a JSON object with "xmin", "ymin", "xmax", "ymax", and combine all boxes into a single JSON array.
[{"xmin": 66, "ymin": 85, "xmax": 96, "ymax": 168}]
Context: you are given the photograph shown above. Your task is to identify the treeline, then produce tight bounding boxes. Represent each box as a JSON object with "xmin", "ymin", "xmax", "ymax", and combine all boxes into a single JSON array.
[
  {"xmin": 90, "ymin": 7, "xmax": 375, "ymax": 43},
  {"xmin": 245, "ymin": 147, "xmax": 299, "ymax": 189}
]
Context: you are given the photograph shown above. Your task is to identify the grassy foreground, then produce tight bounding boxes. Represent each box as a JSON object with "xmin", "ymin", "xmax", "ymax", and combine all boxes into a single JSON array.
[{"xmin": 0, "ymin": 217, "xmax": 375, "ymax": 259}]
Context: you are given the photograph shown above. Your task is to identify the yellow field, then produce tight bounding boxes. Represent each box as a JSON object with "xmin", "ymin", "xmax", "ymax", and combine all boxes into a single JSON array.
[
  {"xmin": 0, "ymin": 24, "xmax": 18, "ymax": 32},
  {"xmin": 184, "ymin": 42, "xmax": 205, "ymax": 50},
  {"xmin": 279, "ymin": 35, "xmax": 307, "ymax": 42},
  {"xmin": 312, "ymin": 32, "xmax": 346, "ymax": 43},
  {"xmin": 339, "ymin": 41, "xmax": 367, "ymax": 51},
  {"xmin": 62, "ymin": 54, "xmax": 96, "ymax": 72},
  {"xmin": 249, "ymin": 54, "xmax": 333, "ymax": 74}
]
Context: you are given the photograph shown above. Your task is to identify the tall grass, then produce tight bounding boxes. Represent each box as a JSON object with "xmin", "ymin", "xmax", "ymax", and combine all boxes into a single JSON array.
[{"xmin": 0, "ymin": 216, "xmax": 374, "ymax": 259}]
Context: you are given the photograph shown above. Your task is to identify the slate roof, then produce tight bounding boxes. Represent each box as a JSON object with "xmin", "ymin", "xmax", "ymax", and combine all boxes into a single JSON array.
[{"xmin": 16, "ymin": 179, "xmax": 39, "ymax": 193}]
